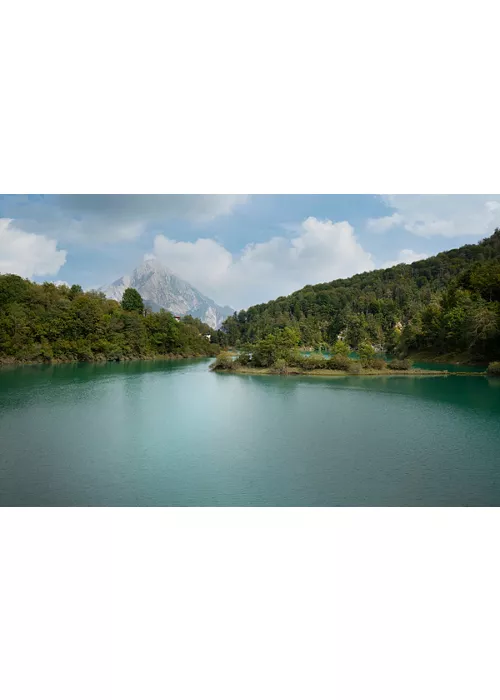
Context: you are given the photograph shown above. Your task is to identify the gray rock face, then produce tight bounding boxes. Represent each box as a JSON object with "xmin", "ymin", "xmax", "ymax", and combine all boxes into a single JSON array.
[{"xmin": 100, "ymin": 258, "xmax": 233, "ymax": 329}]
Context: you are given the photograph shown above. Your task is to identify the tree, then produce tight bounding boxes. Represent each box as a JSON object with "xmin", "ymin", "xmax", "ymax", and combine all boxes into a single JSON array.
[
  {"xmin": 69, "ymin": 284, "xmax": 83, "ymax": 300},
  {"xmin": 345, "ymin": 314, "xmax": 368, "ymax": 349},
  {"xmin": 251, "ymin": 327, "xmax": 300, "ymax": 367},
  {"xmin": 0, "ymin": 274, "xmax": 217, "ymax": 363},
  {"xmin": 221, "ymin": 314, "xmax": 240, "ymax": 346},
  {"xmin": 275, "ymin": 327, "xmax": 300, "ymax": 353},
  {"xmin": 358, "ymin": 341, "xmax": 376, "ymax": 366},
  {"xmin": 0, "ymin": 274, "xmax": 30, "ymax": 308},
  {"xmin": 121, "ymin": 288, "xmax": 144, "ymax": 314},
  {"xmin": 331, "ymin": 339, "xmax": 350, "ymax": 356},
  {"xmin": 144, "ymin": 310, "xmax": 179, "ymax": 353},
  {"xmin": 219, "ymin": 229, "xmax": 500, "ymax": 360},
  {"xmin": 466, "ymin": 304, "xmax": 499, "ymax": 354},
  {"xmin": 468, "ymin": 261, "xmax": 500, "ymax": 302}
]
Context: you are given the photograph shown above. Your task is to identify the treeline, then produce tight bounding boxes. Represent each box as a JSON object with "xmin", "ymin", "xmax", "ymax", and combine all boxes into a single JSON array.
[
  {"xmin": 0, "ymin": 275, "xmax": 222, "ymax": 364},
  {"xmin": 222, "ymin": 229, "xmax": 500, "ymax": 361}
]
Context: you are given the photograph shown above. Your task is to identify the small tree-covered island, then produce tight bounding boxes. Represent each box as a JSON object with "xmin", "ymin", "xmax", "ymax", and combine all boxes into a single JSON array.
[
  {"xmin": 211, "ymin": 329, "xmax": 493, "ymax": 376},
  {"xmin": 213, "ymin": 229, "xmax": 500, "ymax": 377}
]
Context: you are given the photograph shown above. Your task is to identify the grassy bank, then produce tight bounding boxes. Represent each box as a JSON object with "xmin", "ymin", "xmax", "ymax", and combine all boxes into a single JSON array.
[{"xmin": 212, "ymin": 365, "xmax": 486, "ymax": 378}]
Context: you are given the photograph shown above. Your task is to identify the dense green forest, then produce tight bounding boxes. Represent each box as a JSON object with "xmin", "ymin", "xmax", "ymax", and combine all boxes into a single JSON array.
[
  {"xmin": 0, "ymin": 275, "xmax": 221, "ymax": 364},
  {"xmin": 222, "ymin": 229, "xmax": 500, "ymax": 362},
  {"xmin": 3, "ymin": 230, "xmax": 500, "ymax": 366}
]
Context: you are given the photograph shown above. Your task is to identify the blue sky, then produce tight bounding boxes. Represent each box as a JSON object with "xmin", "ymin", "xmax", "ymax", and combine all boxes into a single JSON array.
[{"xmin": 1, "ymin": 194, "xmax": 500, "ymax": 310}]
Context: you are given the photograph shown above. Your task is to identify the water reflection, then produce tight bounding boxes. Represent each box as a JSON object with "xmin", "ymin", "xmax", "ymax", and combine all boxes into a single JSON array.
[
  {"xmin": 0, "ymin": 358, "xmax": 210, "ymax": 410},
  {"xmin": 287, "ymin": 374, "xmax": 500, "ymax": 416}
]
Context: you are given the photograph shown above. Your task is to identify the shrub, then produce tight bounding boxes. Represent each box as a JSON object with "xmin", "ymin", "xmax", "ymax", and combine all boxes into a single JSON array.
[
  {"xmin": 237, "ymin": 351, "xmax": 252, "ymax": 366},
  {"xmin": 271, "ymin": 358, "xmax": 290, "ymax": 375},
  {"xmin": 295, "ymin": 355, "xmax": 308, "ymax": 369},
  {"xmin": 105, "ymin": 349, "xmax": 122, "ymax": 362},
  {"xmin": 310, "ymin": 353, "xmax": 327, "ymax": 369},
  {"xmin": 91, "ymin": 339, "xmax": 122, "ymax": 361},
  {"xmin": 210, "ymin": 351, "xmax": 235, "ymax": 370},
  {"xmin": 366, "ymin": 358, "xmax": 387, "ymax": 370},
  {"xmin": 76, "ymin": 345, "xmax": 95, "ymax": 362},
  {"xmin": 297, "ymin": 353, "xmax": 327, "ymax": 370},
  {"xmin": 16, "ymin": 345, "xmax": 40, "ymax": 362},
  {"xmin": 326, "ymin": 354, "xmax": 352, "ymax": 371},
  {"xmin": 487, "ymin": 362, "xmax": 500, "ymax": 376},
  {"xmin": 388, "ymin": 358, "xmax": 412, "ymax": 370},
  {"xmin": 288, "ymin": 350, "xmax": 303, "ymax": 366},
  {"xmin": 39, "ymin": 341, "xmax": 54, "ymax": 362}
]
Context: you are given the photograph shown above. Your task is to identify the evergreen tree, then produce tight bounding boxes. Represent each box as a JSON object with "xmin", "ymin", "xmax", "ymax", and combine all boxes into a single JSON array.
[{"xmin": 121, "ymin": 288, "xmax": 144, "ymax": 314}]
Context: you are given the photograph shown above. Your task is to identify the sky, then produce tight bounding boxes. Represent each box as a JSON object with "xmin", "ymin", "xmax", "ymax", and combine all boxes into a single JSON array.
[{"xmin": 1, "ymin": 194, "xmax": 500, "ymax": 311}]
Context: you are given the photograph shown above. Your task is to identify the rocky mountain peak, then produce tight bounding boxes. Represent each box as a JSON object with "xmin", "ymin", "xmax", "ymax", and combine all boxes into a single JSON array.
[{"xmin": 100, "ymin": 259, "xmax": 233, "ymax": 329}]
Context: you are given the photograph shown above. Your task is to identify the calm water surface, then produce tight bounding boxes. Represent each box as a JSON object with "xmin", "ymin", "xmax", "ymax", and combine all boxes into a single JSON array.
[{"xmin": 1, "ymin": 358, "xmax": 500, "ymax": 506}]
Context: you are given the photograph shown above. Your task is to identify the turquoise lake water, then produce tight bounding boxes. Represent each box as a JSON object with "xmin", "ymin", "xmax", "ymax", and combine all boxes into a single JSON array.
[{"xmin": 1, "ymin": 358, "xmax": 500, "ymax": 506}]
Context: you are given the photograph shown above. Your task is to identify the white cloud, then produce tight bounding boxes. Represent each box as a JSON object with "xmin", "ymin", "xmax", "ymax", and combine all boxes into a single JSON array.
[
  {"xmin": 369, "ymin": 195, "xmax": 500, "ymax": 238},
  {"xmin": 60, "ymin": 194, "xmax": 249, "ymax": 242},
  {"xmin": 153, "ymin": 216, "xmax": 374, "ymax": 309},
  {"xmin": 1, "ymin": 195, "xmax": 249, "ymax": 244},
  {"xmin": 384, "ymin": 249, "xmax": 428, "ymax": 268},
  {"xmin": 0, "ymin": 219, "xmax": 67, "ymax": 278},
  {"xmin": 367, "ymin": 213, "xmax": 403, "ymax": 233},
  {"xmin": 486, "ymin": 201, "xmax": 500, "ymax": 213}
]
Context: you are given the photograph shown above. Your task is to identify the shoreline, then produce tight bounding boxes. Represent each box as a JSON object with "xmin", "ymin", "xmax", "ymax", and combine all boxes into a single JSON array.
[
  {"xmin": 0, "ymin": 353, "xmax": 213, "ymax": 368},
  {"xmin": 213, "ymin": 366, "xmax": 486, "ymax": 378}
]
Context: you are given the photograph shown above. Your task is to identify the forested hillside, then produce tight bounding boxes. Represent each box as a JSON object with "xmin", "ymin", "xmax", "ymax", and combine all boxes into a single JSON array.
[
  {"xmin": 0, "ymin": 275, "xmax": 221, "ymax": 364},
  {"xmin": 222, "ymin": 229, "xmax": 500, "ymax": 361}
]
